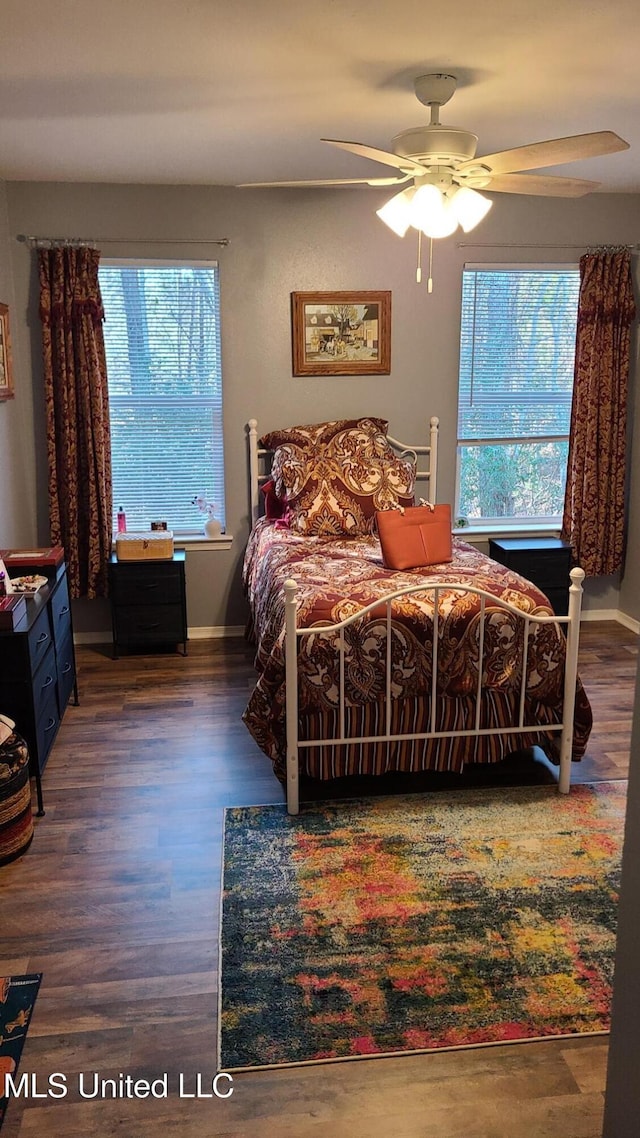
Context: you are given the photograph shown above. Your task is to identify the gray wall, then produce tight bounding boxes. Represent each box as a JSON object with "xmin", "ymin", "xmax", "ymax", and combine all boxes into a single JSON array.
[
  {"xmin": 0, "ymin": 183, "xmax": 37, "ymax": 548},
  {"xmin": 2, "ymin": 181, "xmax": 640, "ymax": 632}
]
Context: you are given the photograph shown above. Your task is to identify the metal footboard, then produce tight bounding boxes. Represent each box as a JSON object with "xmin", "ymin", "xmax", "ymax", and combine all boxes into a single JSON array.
[{"xmin": 283, "ymin": 568, "xmax": 585, "ymax": 815}]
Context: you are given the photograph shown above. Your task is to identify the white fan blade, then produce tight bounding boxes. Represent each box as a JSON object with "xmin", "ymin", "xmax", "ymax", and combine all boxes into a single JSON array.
[
  {"xmin": 237, "ymin": 174, "xmax": 411, "ymax": 188},
  {"xmin": 462, "ymin": 131, "xmax": 629, "ymax": 176},
  {"xmin": 474, "ymin": 172, "xmax": 601, "ymax": 197},
  {"xmin": 321, "ymin": 138, "xmax": 429, "ymax": 176}
]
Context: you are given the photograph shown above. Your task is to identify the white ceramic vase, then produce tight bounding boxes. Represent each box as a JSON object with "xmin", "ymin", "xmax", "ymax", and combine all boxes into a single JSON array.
[{"xmin": 204, "ymin": 517, "xmax": 222, "ymax": 538}]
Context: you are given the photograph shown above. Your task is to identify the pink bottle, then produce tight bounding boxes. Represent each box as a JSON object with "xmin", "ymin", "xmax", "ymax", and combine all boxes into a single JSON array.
[{"xmin": 117, "ymin": 506, "xmax": 127, "ymax": 533}]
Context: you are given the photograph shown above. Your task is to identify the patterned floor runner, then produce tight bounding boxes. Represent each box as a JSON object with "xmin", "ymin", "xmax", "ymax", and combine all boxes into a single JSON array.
[{"xmin": 0, "ymin": 974, "xmax": 41, "ymax": 1130}]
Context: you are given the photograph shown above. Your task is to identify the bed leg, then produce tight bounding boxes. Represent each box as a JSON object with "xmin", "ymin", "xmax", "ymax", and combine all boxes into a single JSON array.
[
  {"xmin": 286, "ymin": 749, "xmax": 299, "ymax": 815},
  {"xmin": 558, "ymin": 567, "xmax": 585, "ymax": 794},
  {"xmin": 284, "ymin": 579, "xmax": 300, "ymax": 815}
]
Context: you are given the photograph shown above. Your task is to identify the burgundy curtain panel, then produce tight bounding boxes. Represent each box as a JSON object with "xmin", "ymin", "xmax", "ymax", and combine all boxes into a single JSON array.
[
  {"xmin": 38, "ymin": 246, "xmax": 112, "ymax": 599},
  {"xmin": 562, "ymin": 249, "xmax": 636, "ymax": 577}
]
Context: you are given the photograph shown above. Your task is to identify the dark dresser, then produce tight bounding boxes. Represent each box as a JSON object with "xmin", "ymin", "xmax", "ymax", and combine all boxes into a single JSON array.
[
  {"xmin": 488, "ymin": 537, "xmax": 573, "ymax": 616},
  {"xmin": 0, "ymin": 554, "xmax": 78, "ymax": 814},
  {"xmin": 108, "ymin": 551, "xmax": 188, "ymax": 657}
]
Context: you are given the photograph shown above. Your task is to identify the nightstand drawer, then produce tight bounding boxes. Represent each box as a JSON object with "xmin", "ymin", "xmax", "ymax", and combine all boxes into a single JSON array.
[
  {"xmin": 114, "ymin": 604, "xmax": 186, "ymax": 646},
  {"xmin": 517, "ymin": 550, "xmax": 571, "ymax": 589},
  {"xmin": 110, "ymin": 565, "xmax": 183, "ymax": 606},
  {"xmin": 543, "ymin": 587, "xmax": 570, "ymax": 617}
]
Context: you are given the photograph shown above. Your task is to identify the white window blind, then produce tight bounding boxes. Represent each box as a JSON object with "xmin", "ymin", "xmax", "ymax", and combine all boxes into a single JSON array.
[
  {"xmin": 99, "ymin": 260, "xmax": 225, "ymax": 534},
  {"xmin": 456, "ymin": 265, "xmax": 579, "ymax": 524}
]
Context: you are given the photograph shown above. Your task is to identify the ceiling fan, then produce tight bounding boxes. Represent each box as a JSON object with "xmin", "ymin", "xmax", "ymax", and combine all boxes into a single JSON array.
[{"xmin": 239, "ymin": 73, "xmax": 629, "ymax": 242}]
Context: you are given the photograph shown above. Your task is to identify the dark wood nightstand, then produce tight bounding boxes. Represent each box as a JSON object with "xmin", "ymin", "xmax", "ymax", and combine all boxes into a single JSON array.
[
  {"xmin": 108, "ymin": 551, "xmax": 188, "ymax": 658},
  {"xmin": 488, "ymin": 537, "xmax": 572, "ymax": 616}
]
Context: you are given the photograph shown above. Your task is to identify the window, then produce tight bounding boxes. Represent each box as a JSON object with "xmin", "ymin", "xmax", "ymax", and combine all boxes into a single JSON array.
[
  {"xmin": 456, "ymin": 265, "xmax": 579, "ymax": 527},
  {"xmin": 99, "ymin": 260, "xmax": 225, "ymax": 535}
]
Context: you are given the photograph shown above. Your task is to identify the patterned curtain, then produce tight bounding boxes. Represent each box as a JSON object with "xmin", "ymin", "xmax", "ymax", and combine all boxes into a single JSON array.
[
  {"xmin": 38, "ymin": 246, "xmax": 112, "ymax": 599},
  {"xmin": 561, "ymin": 248, "xmax": 636, "ymax": 577}
]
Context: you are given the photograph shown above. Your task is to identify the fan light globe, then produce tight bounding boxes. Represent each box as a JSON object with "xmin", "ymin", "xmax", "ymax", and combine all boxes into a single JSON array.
[
  {"xmin": 409, "ymin": 184, "xmax": 459, "ymax": 238},
  {"xmin": 376, "ymin": 187, "xmax": 416, "ymax": 236},
  {"xmin": 449, "ymin": 185, "xmax": 492, "ymax": 232}
]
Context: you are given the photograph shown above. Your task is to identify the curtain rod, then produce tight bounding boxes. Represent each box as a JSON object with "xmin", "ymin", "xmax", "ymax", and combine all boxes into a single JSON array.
[
  {"xmin": 457, "ymin": 241, "xmax": 638, "ymax": 250},
  {"xmin": 16, "ymin": 233, "xmax": 230, "ymax": 248}
]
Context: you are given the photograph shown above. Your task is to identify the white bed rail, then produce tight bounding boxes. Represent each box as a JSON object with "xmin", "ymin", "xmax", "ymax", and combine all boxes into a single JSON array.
[{"xmin": 282, "ymin": 568, "xmax": 585, "ymax": 815}]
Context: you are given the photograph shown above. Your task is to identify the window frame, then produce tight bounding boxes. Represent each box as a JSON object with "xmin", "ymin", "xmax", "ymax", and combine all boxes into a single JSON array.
[
  {"xmin": 455, "ymin": 262, "xmax": 579, "ymax": 531},
  {"xmin": 100, "ymin": 256, "xmax": 226, "ymax": 539}
]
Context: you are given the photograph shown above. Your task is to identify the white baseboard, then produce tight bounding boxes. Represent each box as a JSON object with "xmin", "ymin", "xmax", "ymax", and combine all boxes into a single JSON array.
[
  {"xmin": 74, "ymin": 625, "xmax": 246, "ymax": 645},
  {"xmin": 73, "ymin": 631, "xmax": 113, "ymax": 645},
  {"xmin": 188, "ymin": 625, "xmax": 245, "ymax": 639},
  {"xmin": 581, "ymin": 608, "xmax": 640, "ymax": 634},
  {"xmin": 73, "ymin": 614, "xmax": 639, "ymax": 646}
]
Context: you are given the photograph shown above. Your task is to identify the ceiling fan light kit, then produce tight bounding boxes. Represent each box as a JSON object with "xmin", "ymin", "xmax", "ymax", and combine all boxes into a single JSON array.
[
  {"xmin": 377, "ymin": 180, "xmax": 493, "ymax": 241},
  {"xmin": 375, "ymin": 186, "xmax": 416, "ymax": 237},
  {"xmin": 239, "ymin": 71, "xmax": 629, "ymax": 288}
]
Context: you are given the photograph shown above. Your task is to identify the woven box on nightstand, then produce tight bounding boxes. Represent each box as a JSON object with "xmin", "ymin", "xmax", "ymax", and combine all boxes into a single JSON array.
[{"xmin": 115, "ymin": 531, "xmax": 175, "ymax": 561}]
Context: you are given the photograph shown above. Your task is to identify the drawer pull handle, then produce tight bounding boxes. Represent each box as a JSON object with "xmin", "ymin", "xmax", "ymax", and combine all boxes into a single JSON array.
[
  {"xmin": 59, "ymin": 605, "xmax": 70, "ymax": 616},
  {"xmin": 61, "ymin": 662, "xmax": 72, "ymax": 675},
  {"xmin": 44, "ymin": 717, "xmax": 56, "ymax": 733},
  {"xmin": 41, "ymin": 674, "xmax": 55, "ymax": 691},
  {"xmin": 36, "ymin": 632, "xmax": 49, "ymax": 645},
  {"xmin": 138, "ymin": 622, "xmax": 160, "ymax": 630},
  {"xmin": 138, "ymin": 583, "xmax": 160, "ymax": 591}
]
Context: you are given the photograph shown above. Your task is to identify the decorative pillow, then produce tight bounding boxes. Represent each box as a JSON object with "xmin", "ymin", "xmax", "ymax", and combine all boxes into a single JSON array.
[
  {"xmin": 259, "ymin": 416, "xmax": 389, "ymax": 453},
  {"xmin": 265, "ymin": 418, "xmax": 416, "ymax": 537},
  {"xmin": 261, "ymin": 479, "xmax": 286, "ymax": 520}
]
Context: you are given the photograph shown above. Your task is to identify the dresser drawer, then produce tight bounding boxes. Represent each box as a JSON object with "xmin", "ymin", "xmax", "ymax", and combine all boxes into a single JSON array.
[
  {"xmin": 35, "ymin": 685, "xmax": 61, "ymax": 771},
  {"xmin": 51, "ymin": 571, "xmax": 72, "ymax": 641},
  {"xmin": 114, "ymin": 604, "xmax": 186, "ymax": 646},
  {"xmin": 33, "ymin": 644, "xmax": 59, "ymax": 718},
  {"xmin": 27, "ymin": 604, "xmax": 54, "ymax": 676},
  {"xmin": 110, "ymin": 565, "xmax": 183, "ymax": 606},
  {"xmin": 56, "ymin": 628, "xmax": 76, "ymax": 711}
]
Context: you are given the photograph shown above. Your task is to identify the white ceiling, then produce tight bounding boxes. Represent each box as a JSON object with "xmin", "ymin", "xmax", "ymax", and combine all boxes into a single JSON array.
[{"xmin": 1, "ymin": 0, "xmax": 639, "ymax": 193}]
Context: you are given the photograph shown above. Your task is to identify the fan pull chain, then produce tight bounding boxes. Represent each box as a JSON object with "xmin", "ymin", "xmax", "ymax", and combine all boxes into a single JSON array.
[
  {"xmin": 416, "ymin": 230, "xmax": 422, "ymax": 283},
  {"xmin": 428, "ymin": 237, "xmax": 434, "ymax": 293}
]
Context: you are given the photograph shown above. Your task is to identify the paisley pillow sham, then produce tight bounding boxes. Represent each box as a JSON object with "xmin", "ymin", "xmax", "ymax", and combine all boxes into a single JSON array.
[{"xmin": 261, "ymin": 418, "xmax": 416, "ymax": 537}]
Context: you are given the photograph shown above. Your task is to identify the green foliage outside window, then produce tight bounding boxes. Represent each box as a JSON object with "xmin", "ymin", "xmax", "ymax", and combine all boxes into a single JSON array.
[{"xmin": 457, "ymin": 268, "xmax": 579, "ymax": 524}]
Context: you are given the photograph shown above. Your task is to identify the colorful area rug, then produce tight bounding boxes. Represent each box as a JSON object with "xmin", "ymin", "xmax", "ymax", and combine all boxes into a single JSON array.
[
  {"xmin": 219, "ymin": 783, "xmax": 625, "ymax": 1070},
  {"xmin": 0, "ymin": 975, "xmax": 42, "ymax": 1130}
]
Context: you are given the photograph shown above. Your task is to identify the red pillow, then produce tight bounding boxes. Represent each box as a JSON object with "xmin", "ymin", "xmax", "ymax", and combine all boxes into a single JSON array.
[{"xmin": 261, "ymin": 479, "xmax": 286, "ymax": 520}]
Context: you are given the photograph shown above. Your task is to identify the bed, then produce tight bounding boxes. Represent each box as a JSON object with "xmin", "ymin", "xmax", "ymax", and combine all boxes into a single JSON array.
[{"xmin": 243, "ymin": 415, "xmax": 593, "ymax": 814}]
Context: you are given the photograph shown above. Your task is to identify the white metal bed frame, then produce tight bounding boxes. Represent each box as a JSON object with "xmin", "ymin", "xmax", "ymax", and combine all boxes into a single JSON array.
[{"xmin": 247, "ymin": 418, "xmax": 585, "ymax": 815}]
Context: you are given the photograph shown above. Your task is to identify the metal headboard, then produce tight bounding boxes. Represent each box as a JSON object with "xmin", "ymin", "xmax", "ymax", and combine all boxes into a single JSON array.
[{"xmin": 247, "ymin": 417, "xmax": 439, "ymax": 527}]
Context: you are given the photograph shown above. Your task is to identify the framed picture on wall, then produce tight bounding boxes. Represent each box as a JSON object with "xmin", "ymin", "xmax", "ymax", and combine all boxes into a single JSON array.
[
  {"xmin": 0, "ymin": 303, "xmax": 15, "ymax": 400},
  {"xmin": 291, "ymin": 291, "xmax": 391, "ymax": 376}
]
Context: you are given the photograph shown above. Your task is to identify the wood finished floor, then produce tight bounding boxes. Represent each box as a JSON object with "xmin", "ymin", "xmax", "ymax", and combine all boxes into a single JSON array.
[{"xmin": 0, "ymin": 620, "xmax": 636, "ymax": 1138}]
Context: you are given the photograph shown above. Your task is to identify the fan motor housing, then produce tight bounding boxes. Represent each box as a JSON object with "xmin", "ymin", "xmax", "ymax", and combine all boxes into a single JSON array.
[{"xmin": 392, "ymin": 126, "xmax": 478, "ymax": 166}]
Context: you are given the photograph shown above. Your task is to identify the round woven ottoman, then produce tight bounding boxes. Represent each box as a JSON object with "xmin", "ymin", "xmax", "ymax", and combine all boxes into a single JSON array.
[{"xmin": 0, "ymin": 733, "xmax": 34, "ymax": 866}]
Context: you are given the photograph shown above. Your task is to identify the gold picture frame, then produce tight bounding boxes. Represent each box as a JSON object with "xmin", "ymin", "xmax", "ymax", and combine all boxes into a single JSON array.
[
  {"xmin": 0, "ymin": 303, "xmax": 15, "ymax": 400},
  {"xmin": 291, "ymin": 291, "xmax": 391, "ymax": 376}
]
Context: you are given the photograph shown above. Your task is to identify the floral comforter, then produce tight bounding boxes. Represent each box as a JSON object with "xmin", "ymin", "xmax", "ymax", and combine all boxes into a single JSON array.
[{"xmin": 242, "ymin": 519, "xmax": 593, "ymax": 782}]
